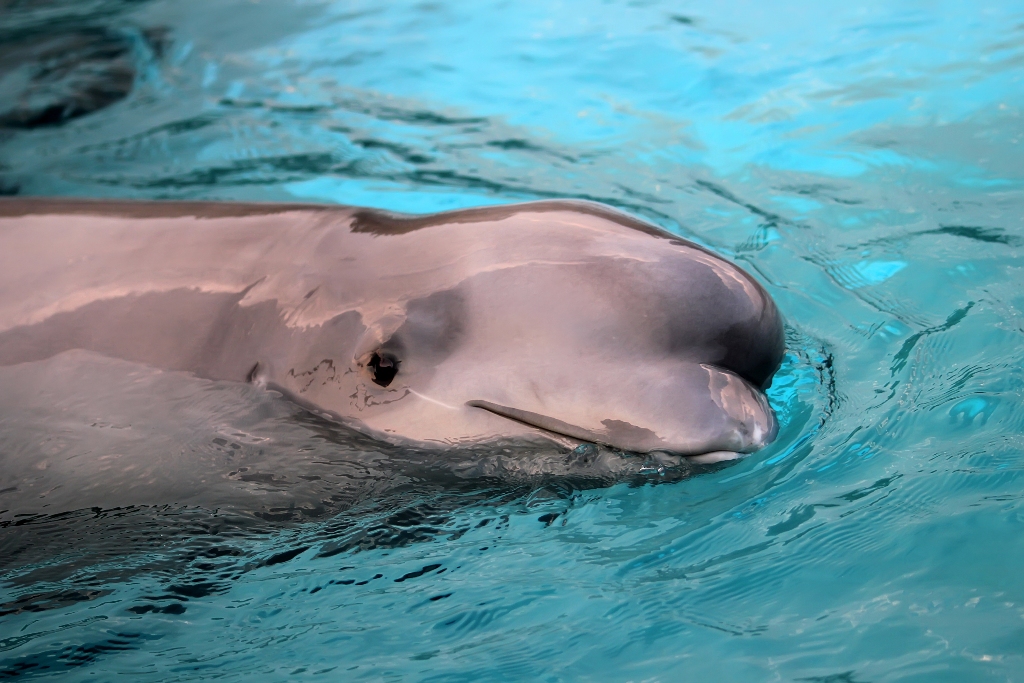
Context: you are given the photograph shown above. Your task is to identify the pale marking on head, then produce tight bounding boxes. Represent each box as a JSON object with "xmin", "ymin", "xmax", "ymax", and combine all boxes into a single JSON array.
[{"xmin": 352, "ymin": 308, "xmax": 407, "ymax": 364}]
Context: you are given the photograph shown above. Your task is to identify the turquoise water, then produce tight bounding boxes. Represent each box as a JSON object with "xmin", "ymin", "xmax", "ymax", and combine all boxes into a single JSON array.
[{"xmin": 2, "ymin": 0, "xmax": 1024, "ymax": 680}]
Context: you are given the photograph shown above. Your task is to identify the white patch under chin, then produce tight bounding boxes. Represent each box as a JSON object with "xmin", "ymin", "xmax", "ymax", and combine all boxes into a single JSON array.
[
  {"xmin": 751, "ymin": 421, "xmax": 765, "ymax": 446},
  {"xmin": 686, "ymin": 450, "xmax": 743, "ymax": 464}
]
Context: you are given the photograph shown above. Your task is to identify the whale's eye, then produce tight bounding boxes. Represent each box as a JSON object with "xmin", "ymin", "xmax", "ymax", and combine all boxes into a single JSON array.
[{"xmin": 368, "ymin": 351, "xmax": 400, "ymax": 387}]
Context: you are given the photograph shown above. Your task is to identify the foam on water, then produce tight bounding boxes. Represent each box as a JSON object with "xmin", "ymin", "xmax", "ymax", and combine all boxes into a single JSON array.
[{"xmin": 1, "ymin": 0, "xmax": 1023, "ymax": 680}]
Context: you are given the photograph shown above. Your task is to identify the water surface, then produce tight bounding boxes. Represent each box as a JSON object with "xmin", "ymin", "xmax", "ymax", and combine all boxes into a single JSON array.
[{"xmin": 1, "ymin": 0, "xmax": 1023, "ymax": 680}]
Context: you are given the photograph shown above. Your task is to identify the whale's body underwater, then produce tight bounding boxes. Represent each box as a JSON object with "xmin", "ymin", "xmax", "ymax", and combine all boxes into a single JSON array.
[{"xmin": 0, "ymin": 198, "xmax": 784, "ymax": 462}]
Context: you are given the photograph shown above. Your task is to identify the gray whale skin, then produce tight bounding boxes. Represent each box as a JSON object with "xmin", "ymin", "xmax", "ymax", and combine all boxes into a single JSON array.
[{"xmin": 0, "ymin": 198, "xmax": 784, "ymax": 462}]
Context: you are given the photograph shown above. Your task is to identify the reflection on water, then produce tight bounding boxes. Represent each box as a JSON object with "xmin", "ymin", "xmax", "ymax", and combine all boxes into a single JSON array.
[{"xmin": 1, "ymin": 0, "xmax": 1023, "ymax": 680}]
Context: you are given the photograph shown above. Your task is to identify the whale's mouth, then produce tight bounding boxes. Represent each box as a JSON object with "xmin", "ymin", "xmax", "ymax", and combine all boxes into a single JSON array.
[
  {"xmin": 467, "ymin": 400, "xmax": 745, "ymax": 463},
  {"xmin": 466, "ymin": 399, "xmax": 608, "ymax": 446}
]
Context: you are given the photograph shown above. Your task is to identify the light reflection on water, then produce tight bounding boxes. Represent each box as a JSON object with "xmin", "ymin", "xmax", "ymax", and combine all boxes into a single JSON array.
[{"xmin": 1, "ymin": 0, "xmax": 1023, "ymax": 680}]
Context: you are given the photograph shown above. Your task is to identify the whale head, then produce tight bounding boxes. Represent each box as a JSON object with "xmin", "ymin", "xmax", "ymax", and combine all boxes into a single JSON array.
[{"xmin": 271, "ymin": 212, "xmax": 785, "ymax": 458}]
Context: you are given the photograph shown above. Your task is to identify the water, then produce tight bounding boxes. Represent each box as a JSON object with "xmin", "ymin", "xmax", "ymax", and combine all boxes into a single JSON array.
[{"xmin": 1, "ymin": 0, "xmax": 1023, "ymax": 679}]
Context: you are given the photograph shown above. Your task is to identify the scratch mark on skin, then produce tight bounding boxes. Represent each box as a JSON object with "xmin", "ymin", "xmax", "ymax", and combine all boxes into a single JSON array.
[
  {"xmin": 288, "ymin": 359, "xmax": 336, "ymax": 393},
  {"xmin": 349, "ymin": 384, "xmax": 411, "ymax": 411},
  {"xmin": 409, "ymin": 389, "xmax": 460, "ymax": 411}
]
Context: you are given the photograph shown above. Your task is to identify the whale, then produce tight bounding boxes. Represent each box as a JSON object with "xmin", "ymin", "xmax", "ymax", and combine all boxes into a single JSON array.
[{"xmin": 0, "ymin": 197, "xmax": 784, "ymax": 462}]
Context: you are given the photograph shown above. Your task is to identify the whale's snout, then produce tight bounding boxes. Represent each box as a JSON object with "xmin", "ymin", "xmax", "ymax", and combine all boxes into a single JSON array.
[{"xmin": 461, "ymin": 360, "xmax": 778, "ymax": 457}]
